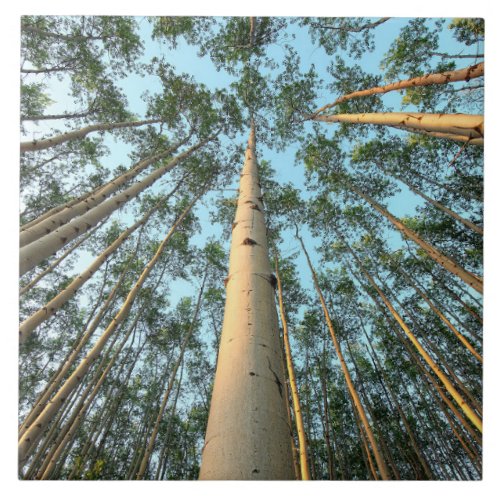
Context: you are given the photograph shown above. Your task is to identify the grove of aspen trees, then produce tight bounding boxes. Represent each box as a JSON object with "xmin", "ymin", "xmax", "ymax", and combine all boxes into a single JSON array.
[{"xmin": 19, "ymin": 16, "xmax": 483, "ymax": 480}]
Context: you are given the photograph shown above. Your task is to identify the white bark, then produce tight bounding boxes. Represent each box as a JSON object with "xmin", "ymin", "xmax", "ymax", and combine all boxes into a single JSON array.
[{"xmin": 199, "ymin": 123, "xmax": 294, "ymax": 480}]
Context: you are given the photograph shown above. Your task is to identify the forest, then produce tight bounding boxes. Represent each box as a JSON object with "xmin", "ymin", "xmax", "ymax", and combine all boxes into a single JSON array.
[{"xmin": 18, "ymin": 15, "xmax": 484, "ymax": 481}]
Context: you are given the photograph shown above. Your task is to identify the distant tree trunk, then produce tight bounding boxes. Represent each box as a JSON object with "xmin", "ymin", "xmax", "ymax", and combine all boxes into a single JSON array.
[
  {"xmin": 342, "ymin": 237, "xmax": 482, "ymax": 433},
  {"xmin": 20, "ymin": 134, "xmax": 190, "ymax": 246},
  {"xmin": 21, "ymin": 118, "xmax": 161, "ymax": 153},
  {"xmin": 19, "ymin": 134, "xmax": 215, "ymax": 276},
  {"xmin": 18, "ymin": 190, "xmax": 205, "ymax": 467},
  {"xmin": 136, "ymin": 270, "xmax": 207, "ymax": 480},
  {"xmin": 274, "ymin": 255, "xmax": 311, "ymax": 480},
  {"xmin": 345, "ymin": 179, "xmax": 483, "ymax": 294},
  {"xmin": 312, "ymin": 63, "xmax": 484, "ymax": 114},
  {"xmin": 296, "ymin": 228, "xmax": 390, "ymax": 480},
  {"xmin": 199, "ymin": 121, "xmax": 295, "ymax": 480}
]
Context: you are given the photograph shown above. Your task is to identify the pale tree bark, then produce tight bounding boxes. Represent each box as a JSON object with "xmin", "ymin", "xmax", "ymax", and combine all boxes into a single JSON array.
[
  {"xmin": 311, "ymin": 63, "xmax": 484, "ymax": 115},
  {"xmin": 21, "ymin": 118, "xmax": 161, "ymax": 153},
  {"xmin": 19, "ymin": 180, "xmax": 182, "ymax": 343},
  {"xmin": 342, "ymin": 237, "xmax": 482, "ymax": 433},
  {"xmin": 345, "ymin": 179, "xmax": 483, "ymax": 294},
  {"xmin": 312, "ymin": 112, "xmax": 483, "ymax": 145},
  {"xmin": 18, "ymin": 189, "xmax": 205, "ymax": 466},
  {"xmin": 136, "ymin": 270, "xmax": 207, "ymax": 479},
  {"xmin": 19, "ymin": 220, "xmax": 105, "ymax": 296},
  {"xmin": 296, "ymin": 228, "xmax": 391, "ymax": 480},
  {"xmin": 199, "ymin": 121, "xmax": 295, "ymax": 480},
  {"xmin": 18, "ymin": 255, "xmax": 132, "ymax": 439},
  {"xmin": 19, "ymin": 134, "xmax": 215, "ymax": 276},
  {"xmin": 274, "ymin": 255, "xmax": 311, "ymax": 480},
  {"xmin": 38, "ymin": 312, "xmax": 139, "ymax": 479},
  {"xmin": 20, "ymin": 134, "xmax": 190, "ymax": 246}
]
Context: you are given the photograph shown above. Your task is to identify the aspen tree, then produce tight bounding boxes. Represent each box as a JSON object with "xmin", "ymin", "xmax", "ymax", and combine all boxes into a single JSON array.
[
  {"xmin": 341, "ymin": 237, "xmax": 482, "ymax": 433},
  {"xmin": 344, "ymin": 179, "xmax": 483, "ymax": 294},
  {"xmin": 274, "ymin": 255, "xmax": 311, "ymax": 480},
  {"xmin": 20, "ymin": 135, "xmax": 189, "ymax": 246},
  {"xmin": 21, "ymin": 118, "xmax": 161, "ymax": 153},
  {"xmin": 312, "ymin": 112, "xmax": 483, "ymax": 145},
  {"xmin": 136, "ymin": 271, "xmax": 207, "ymax": 479},
  {"xmin": 199, "ymin": 121, "xmax": 295, "ymax": 480},
  {"xmin": 19, "ymin": 134, "xmax": 215, "ymax": 276},
  {"xmin": 311, "ymin": 62, "xmax": 484, "ymax": 115},
  {"xmin": 18, "ymin": 189, "xmax": 205, "ymax": 466},
  {"xmin": 296, "ymin": 228, "xmax": 391, "ymax": 480},
  {"xmin": 19, "ymin": 184, "xmax": 182, "ymax": 343}
]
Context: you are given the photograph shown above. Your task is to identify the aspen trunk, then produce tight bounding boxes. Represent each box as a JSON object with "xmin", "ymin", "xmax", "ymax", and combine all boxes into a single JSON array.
[
  {"xmin": 346, "ymin": 180, "xmax": 483, "ymax": 294},
  {"xmin": 21, "ymin": 118, "xmax": 161, "ymax": 153},
  {"xmin": 312, "ymin": 63, "xmax": 484, "ymax": 114},
  {"xmin": 19, "ymin": 220, "xmax": 104, "ymax": 296},
  {"xmin": 274, "ymin": 256, "xmax": 311, "ymax": 480},
  {"xmin": 296, "ymin": 229, "xmax": 390, "ymax": 480},
  {"xmin": 344, "ymin": 239, "xmax": 482, "ymax": 433},
  {"xmin": 136, "ymin": 271, "xmax": 207, "ymax": 479},
  {"xmin": 18, "ymin": 190, "xmax": 204, "ymax": 466},
  {"xmin": 313, "ymin": 112, "xmax": 483, "ymax": 143},
  {"xmin": 388, "ymin": 171, "xmax": 483, "ymax": 235},
  {"xmin": 199, "ymin": 121, "xmax": 294, "ymax": 480},
  {"xmin": 20, "ymin": 137, "xmax": 188, "ymax": 246},
  {"xmin": 19, "ymin": 134, "xmax": 214, "ymax": 276},
  {"xmin": 19, "ymin": 191, "xmax": 172, "ymax": 343}
]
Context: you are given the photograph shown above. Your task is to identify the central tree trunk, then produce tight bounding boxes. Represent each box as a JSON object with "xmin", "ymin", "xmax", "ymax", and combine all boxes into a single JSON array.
[{"xmin": 199, "ymin": 120, "xmax": 295, "ymax": 480}]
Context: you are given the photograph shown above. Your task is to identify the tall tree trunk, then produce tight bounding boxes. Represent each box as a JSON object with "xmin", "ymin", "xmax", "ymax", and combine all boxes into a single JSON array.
[
  {"xmin": 19, "ymin": 134, "xmax": 215, "ymax": 276},
  {"xmin": 312, "ymin": 112, "xmax": 483, "ymax": 144},
  {"xmin": 18, "ymin": 189, "xmax": 205, "ymax": 466},
  {"xmin": 312, "ymin": 63, "xmax": 484, "ymax": 114},
  {"xmin": 296, "ymin": 228, "xmax": 391, "ymax": 480},
  {"xmin": 199, "ymin": 121, "xmax": 294, "ymax": 480},
  {"xmin": 20, "ymin": 136, "xmax": 190, "ymax": 247},
  {"xmin": 136, "ymin": 270, "xmax": 207, "ymax": 479},
  {"xmin": 345, "ymin": 179, "xmax": 483, "ymax": 294},
  {"xmin": 274, "ymin": 255, "xmax": 311, "ymax": 480},
  {"xmin": 342, "ymin": 238, "xmax": 482, "ymax": 433},
  {"xmin": 19, "ymin": 219, "xmax": 105, "ymax": 296},
  {"xmin": 21, "ymin": 118, "xmax": 161, "ymax": 153},
  {"xmin": 19, "ymin": 184, "xmax": 179, "ymax": 343}
]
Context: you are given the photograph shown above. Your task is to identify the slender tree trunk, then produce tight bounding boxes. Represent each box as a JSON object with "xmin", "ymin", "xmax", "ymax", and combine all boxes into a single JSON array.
[
  {"xmin": 343, "ymin": 239, "xmax": 482, "ymax": 433},
  {"xmin": 19, "ymin": 220, "xmax": 105, "ymax": 296},
  {"xmin": 20, "ymin": 135, "xmax": 189, "ymax": 246},
  {"xmin": 19, "ymin": 186, "xmax": 178, "ymax": 342},
  {"xmin": 19, "ymin": 134, "xmax": 214, "ymax": 276},
  {"xmin": 274, "ymin": 255, "xmax": 311, "ymax": 480},
  {"xmin": 18, "ymin": 189, "xmax": 205, "ymax": 466},
  {"xmin": 345, "ymin": 180, "xmax": 483, "ymax": 294},
  {"xmin": 312, "ymin": 63, "xmax": 484, "ymax": 114},
  {"xmin": 296, "ymin": 228, "xmax": 390, "ymax": 480},
  {"xmin": 199, "ymin": 121, "xmax": 294, "ymax": 480},
  {"xmin": 136, "ymin": 270, "xmax": 207, "ymax": 479},
  {"xmin": 312, "ymin": 112, "xmax": 483, "ymax": 144},
  {"xmin": 21, "ymin": 118, "xmax": 161, "ymax": 153}
]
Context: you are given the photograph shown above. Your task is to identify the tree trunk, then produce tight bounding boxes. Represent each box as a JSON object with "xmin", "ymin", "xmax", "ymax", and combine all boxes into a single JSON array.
[
  {"xmin": 19, "ymin": 134, "xmax": 214, "ymax": 276},
  {"xmin": 136, "ymin": 270, "xmax": 207, "ymax": 479},
  {"xmin": 312, "ymin": 112, "xmax": 483, "ymax": 144},
  {"xmin": 312, "ymin": 63, "xmax": 484, "ymax": 114},
  {"xmin": 296, "ymin": 228, "xmax": 391, "ymax": 480},
  {"xmin": 199, "ymin": 121, "xmax": 294, "ymax": 480},
  {"xmin": 19, "ymin": 186, "xmax": 178, "ymax": 343},
  {"xmin": 21, "ymin": 118, "xmax": 161, "ymax": 153},
  {"xmin": 345, "ymin": 180, "xmax": 483, "ymax": 294},
  {"xmin": 274, "ymin": 255, "xmax": 311, "ymax": 480},
  {"xmin": 20, "ymin": 136, "xmax": 189, "ymax": 246},
  {"xmin": 18, "ymin": 189, "xmax": 204, "ymax": 466}
]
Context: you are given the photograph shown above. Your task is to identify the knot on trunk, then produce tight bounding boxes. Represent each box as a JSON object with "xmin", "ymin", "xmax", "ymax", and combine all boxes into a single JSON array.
[{"xmin": 242, "ymin": 237, "xmax": 258, "ymax": 246}]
